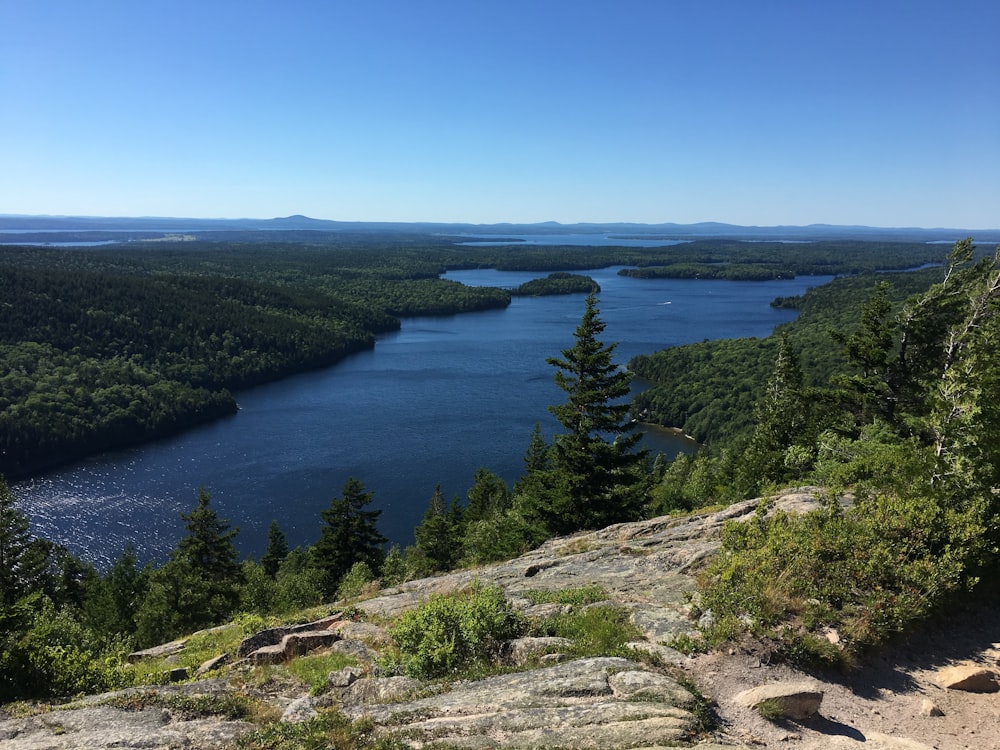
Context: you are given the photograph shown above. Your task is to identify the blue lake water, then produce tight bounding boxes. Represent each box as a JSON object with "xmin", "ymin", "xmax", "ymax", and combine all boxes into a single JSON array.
[{"xmin": 12, "ymin": 267, "xmax": 833, "ymax": 568}]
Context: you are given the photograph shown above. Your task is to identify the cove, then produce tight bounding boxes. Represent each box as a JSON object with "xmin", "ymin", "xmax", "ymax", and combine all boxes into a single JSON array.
[{"xmin": 12, "ymin": 267, "xmax": 833, "ymax": 568}]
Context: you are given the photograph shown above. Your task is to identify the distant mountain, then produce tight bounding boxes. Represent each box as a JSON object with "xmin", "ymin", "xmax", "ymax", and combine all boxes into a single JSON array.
[{"xmin": 1, "ymin": 214, "xmax": 997, "ymax": 244}]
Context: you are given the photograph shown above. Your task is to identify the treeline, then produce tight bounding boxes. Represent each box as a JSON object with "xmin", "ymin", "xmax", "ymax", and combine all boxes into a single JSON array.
[
  {"xmin": 513, "ymin": 272, "xmax": 600, "ymax": 296},
  {"xmin": 631, "ymin": 268, "xmax": 947, "ymax": 445},
  {"xmin": 654, "ymin": 239, "xmax": 1000, "ymax": 664},
  {"xmin": 619, "ymin": 239, "xmax": 947, "ymax": 279},
  {"xmin": 0, "ymin": 244, "xmax": 511, "ymax": 477}
]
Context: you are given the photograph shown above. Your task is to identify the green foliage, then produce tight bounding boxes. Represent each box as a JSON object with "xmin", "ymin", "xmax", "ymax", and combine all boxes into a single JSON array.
[
  {"xmin": 237, "ymin": 710, "xmax": 398, "ymax": 750},
  {"xmin": 312, "ymin": 478, "xmax": 387, "ymax": 598},
  {"xmin": 261, "ymin": 520, "xmax": 289, "ymax": 578},
  {"xmin": 0, "ymin": 594, "xmax": 133, "ymax": 701},
  {"xmin": 513, "ymin": 272, "xmax": 600, "ymax": 296},
  {"xmin": 0, "ymin": 476, "xmax": 43, "ymax": 606},
  {"xmin": 379, "ymin": 545, "xmax": 407, "ymax": 587},
  {"xmin": 388, "ymin": 583, "xmax": 526, "ymax": 679},
  {"xmin": 336, "ymin": 561, "xmax": 377, "ymax": 601},
  {"xmin": 286, "ymin": 652, "xmax": 358, "ymax": 695},
  {"xmin": 413, "ymin": 485, "xmax": 461, "ymax": 572},
  {"xmin": 530, "ymin": 603, "xmax": 642, "ymax": 658},
  {"xmin": 519, "ymin": 294, "xmax": 647, "ymax": 535},
  {"xmin": 134, "ymin": 489, "xmax": 242, "ymax": 646}
]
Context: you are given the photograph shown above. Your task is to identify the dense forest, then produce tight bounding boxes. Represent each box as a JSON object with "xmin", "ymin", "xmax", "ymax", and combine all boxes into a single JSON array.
[
  {"xmin": 0, "ymin": 237, "xmax": 944, "ymax": 477},
  {"xmin": 3, "ymin": 235, "xmax": 998, "ymax": 702}
]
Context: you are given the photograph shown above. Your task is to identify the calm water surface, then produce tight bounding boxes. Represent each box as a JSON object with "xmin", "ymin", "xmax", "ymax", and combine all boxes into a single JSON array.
[{"xmin": 13, "ymin": 267, "xmax": 833, "ymax": 567}]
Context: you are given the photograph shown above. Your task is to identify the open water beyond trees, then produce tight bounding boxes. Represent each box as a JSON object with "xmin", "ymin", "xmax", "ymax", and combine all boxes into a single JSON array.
[{"xmin": 13, "ymin": 267, "xmax": 833, "ymax": 567}]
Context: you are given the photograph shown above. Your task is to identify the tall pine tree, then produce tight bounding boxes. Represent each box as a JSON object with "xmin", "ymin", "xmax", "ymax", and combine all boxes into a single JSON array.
[
  {"xmin": 312, "ymin": 477, "xmax": 386, "ymax": 597},
  {"xmin": 521, "ymin": 294, "xmax": 647, "ymax": 534}
]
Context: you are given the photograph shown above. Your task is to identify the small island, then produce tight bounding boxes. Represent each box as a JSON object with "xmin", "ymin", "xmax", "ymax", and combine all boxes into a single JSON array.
[{"xmin": 513, "ymin": 272, "xmax": 600, "ymax": 296}]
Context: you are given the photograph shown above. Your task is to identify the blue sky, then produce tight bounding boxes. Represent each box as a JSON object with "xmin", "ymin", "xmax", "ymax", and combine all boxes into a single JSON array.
[{"xmin": 2, "ymin": 1, "xmax": 998, "ymax": 228}]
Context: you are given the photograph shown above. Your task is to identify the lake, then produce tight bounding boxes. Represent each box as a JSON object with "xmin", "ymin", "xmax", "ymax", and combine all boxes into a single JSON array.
[{"xmin": 12, "ymin": 267, "xmax": 833, "ymax": 568}]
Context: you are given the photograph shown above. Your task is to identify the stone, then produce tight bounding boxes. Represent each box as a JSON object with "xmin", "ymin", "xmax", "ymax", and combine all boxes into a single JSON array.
[
  {"xmin": 126, "ymin": 639, "xmax": 187, "ymax": 663},
  {"xmin": 330, "ymin": 638, "xmax": 379, "ymax": 663},
  {"xmin": 165, "ymin": 667, "xmax": 189, "ymax": 682},
  {"xmin": 919, "ymin": 697, "xmax": 944, "ymax": 717},
  {"xmin": 0, "ymin": 704, "xmax": 254, "ymax": 749},
  {"xmin": 329, "ymin": 620, "xmax": 389, "ymax": 645},
  {"xmin": 328, "ymin": 666, "xmax": 363, "ymax": 688},
  {"xmin": 343, "ymin": 657, "xmax": 700, "ymax": 748},
  {"xmin": 341, "ymin": 676, "xmax": 424, "ymax": 705},
  {"xmin": 733, "ymin": 681, "xmax": 824, "ymax": 720},
  {"xmin": 248, "ymin": 643, "xmax": 286, "ymax": 665},
  {"xmin": 281, "ymin": 696, "xmax": 319, "ymax": 723},
  {"xmin": 936, "ymin": 663, "xmax": 999, "ymax": 692},
  {"xmin": 195, "ymin": 653, "xmax": 230, "ymax": 677},
  {"xmin": 505, "ymin": 636, "xmax": 574, "ymax": 665}
]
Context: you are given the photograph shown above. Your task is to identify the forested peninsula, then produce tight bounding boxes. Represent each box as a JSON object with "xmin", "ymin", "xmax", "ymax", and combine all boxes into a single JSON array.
[{"xmin": 0, "ymin": 237, "xmax": 942, "ymax": 478}]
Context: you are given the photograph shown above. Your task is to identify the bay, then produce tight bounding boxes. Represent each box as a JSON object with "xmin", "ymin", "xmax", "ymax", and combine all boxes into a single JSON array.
[{"xmin": 12, "ymin": 267, "xmax": 833, "ymax": 568}]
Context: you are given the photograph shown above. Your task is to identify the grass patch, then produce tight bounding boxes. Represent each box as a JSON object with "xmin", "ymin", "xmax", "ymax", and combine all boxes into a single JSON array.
[
  {"xmin": 755, "ymin": 697, "xmax": 786, "ymax": 721},
  {"xmin": 238, "ymin": 710, "xmax": 404, "ymax": 750},
  {"xmin": 522, "ymin": 586, "xmax": 609, "ymax": 607},
  {"xmin": 99, "ymin": 690, "xmax": 257, "ymax": 720},
  {"xmin": 531, "ymin": 604, "xmax": 642, "ymax": 658},
  {"xmin": 285, "ymin": 653, "xmax": 358, "ymax": 695}
]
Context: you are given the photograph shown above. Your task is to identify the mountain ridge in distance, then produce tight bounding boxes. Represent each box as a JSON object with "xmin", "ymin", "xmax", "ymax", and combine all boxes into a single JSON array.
[{"xmin": 1, "ymin": 213, "xmax": 998, "ymax": 243}]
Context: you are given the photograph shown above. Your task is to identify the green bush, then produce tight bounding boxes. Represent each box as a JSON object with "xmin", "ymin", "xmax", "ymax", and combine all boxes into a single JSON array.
[
  {"xmin": 388, "ymin": 583, "xmax": 526, "ymax": 678},
  {"xmin": 336, "ymin": 562, "xmax": 376, "ymax": 601}
]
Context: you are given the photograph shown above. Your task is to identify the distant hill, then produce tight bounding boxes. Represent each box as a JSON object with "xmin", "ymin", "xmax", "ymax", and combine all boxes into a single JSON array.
[{"xmin": 1, "ymin": 213, "xmax": 998, "ymax": 244}]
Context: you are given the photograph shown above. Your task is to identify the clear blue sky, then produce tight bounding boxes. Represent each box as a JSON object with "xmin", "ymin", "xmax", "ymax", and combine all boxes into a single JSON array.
[{"xmin": 2, "ymin": 1, "xmax": 998, "ymax": 228}]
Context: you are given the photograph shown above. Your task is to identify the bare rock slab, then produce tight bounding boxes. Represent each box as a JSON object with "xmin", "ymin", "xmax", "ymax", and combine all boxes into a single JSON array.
[
  {"xmin": 344, "ymin": 657, "xmax": 702, "ymax": 748},
  {"xmin": 733, "ymin": 680, "xmax": 824, "ymax": 720}
]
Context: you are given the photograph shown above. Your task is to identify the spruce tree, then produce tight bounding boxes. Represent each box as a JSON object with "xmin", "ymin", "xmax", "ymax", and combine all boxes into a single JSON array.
[
  {"xmin": 312, "ymin": 477, "xmax": 387, "ymax": 597},
  {"xmin": 135, "ymin": 488, "xmax": 242, "ymax": 645},
  {"xmin": 525, "ymin": 294, "xmax": 647, "ymax": 533},
  {"xmin": 261, "ymin": 520, "xmax": 289, "ymax": 577},
  {"xmin": 413, "ymin": 484, "xmax": 459, "ymax": 571}
]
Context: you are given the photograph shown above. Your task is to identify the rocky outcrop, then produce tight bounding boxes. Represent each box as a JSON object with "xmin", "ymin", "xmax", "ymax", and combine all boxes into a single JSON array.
[
  {"xmin": 19, "ymin": 488, "xmax": 994, "ymax": 750},
  {"xmin": 0, "ymin": 705, "xmax": 254, "ymax": 750},
  {"xmin": 341, "ymin": 657, "xmax": 703, "ymax": 749}
]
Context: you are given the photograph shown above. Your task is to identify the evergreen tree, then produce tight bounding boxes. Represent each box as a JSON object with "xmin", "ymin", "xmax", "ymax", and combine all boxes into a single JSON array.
[
  {"xmin": 734, "ymin": 331, "xmax": 809, "ymax": 494},
  {"xmin": 465, "ymin": 468, "xmax": 511, "ymax": 524},
  {"xmin": 135, "ymin": 488, "xmax": 242, "ymax": 645},
  {"xmin": 524, "ymin": 294, "xmax": 647, "ymax": 534},
  {"xmin": 413, "ymin": 484, "xmax": 459, "ymax": 571},
  {"xmin": 261, "ymin": 520, "xmax": 289, "ymax": 577},
  {"xmin": 312, "ymin": 477, "xmax": 387, "ymax": 597},
  {"xmin": 0, "ymin": 477, "xmax": 40, "ymax": 607}
]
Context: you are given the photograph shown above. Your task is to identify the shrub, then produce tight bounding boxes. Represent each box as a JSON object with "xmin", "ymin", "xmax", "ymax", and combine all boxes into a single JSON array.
[
  {"xmin": 388, "ymin": 583, "xmax": 526, "ymax": 678},
  {"xmin": 336, "ymin": 562, "xmax": 377, "ymax": 601}
]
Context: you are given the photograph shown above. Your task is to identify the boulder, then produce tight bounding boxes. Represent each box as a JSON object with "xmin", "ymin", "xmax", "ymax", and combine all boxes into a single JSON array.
[
  {"xmin": 733, "ymin": 681, "xmax": 824, "ymax": 720},
  {"xmin": 328, "ymin": 666, "xmax": 363, "ymax": 688},
  {"xmin": 918, "ymin": 697, "xmax": 944, "ymax": 717},
  {"xmin": 126, "ymin": 639, "xmax": 187, "ymax": 663},
  {"xmin": 935, "ymin": 663, "xmax": 999, "ymax": 692},
  {"xmin": 281, "ymin": 696, "xmax": 319, "ymax": 723},
  {"xmin": 195, "ymin": 653, "xmax": 230, "ymax": 677},
  {"xmin": 505, "ymin": 636, "xmax": 574, "ymax": 665}
]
